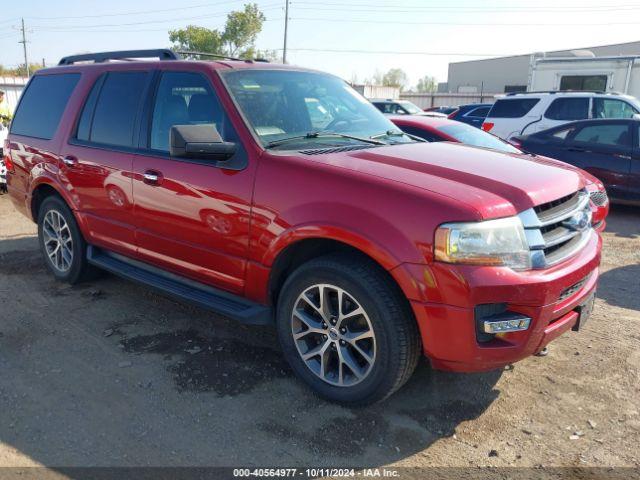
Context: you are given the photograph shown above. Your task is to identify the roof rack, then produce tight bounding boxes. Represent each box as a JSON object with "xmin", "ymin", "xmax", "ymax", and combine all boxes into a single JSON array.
[
  {"xmin": 505, "ymin": 90, "xmax": 619, "ymax": 96},
  {"xmin": 58, "ymin": 49, "xmax": 180, "ymax": 65},
  {"xmin": 176, "ymin": 50, "xmax": 268, "ymax": 63}
]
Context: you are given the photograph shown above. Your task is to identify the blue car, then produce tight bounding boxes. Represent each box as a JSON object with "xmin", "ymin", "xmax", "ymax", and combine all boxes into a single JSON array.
[
  {"xmin": 448, "ymin": 103, "xmax": 493, "ymax": 128},
  {"xmin": 512, "ymin": 119, "xmax": 640, "ymax": 205}
]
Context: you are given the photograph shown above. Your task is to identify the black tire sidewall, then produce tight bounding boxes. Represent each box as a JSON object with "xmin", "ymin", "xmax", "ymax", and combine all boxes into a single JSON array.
[
  {"xmin": 37, "ymin": 196, "xmax": 87, "ymax": 283},
  {"xmin": 277, "ymin": 260, "xmax": 403, "ymax": 405}
]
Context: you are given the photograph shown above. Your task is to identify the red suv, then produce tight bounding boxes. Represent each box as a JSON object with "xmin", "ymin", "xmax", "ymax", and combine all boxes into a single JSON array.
[{"xmin": 4, "ymin": 50, "xmax": 607, "ymax": 405}]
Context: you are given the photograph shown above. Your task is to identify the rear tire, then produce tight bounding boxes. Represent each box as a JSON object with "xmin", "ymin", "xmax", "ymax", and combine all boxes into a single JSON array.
[
  {"xmin": 276, "ymin": 253, "xmax": 421, "ymax": 406},
  {"xmin": 37, "ymin": 195, "xmax": 98, "ymax": 284}
]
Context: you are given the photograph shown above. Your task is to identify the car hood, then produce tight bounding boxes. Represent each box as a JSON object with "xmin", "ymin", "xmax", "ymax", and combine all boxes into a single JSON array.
[{"xmin": 310, "ymin": 141, "xmax": 588, "ymax": 220}]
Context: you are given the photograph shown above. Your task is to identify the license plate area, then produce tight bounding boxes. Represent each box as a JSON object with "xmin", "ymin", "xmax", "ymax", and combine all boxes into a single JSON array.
[{"xmin": 572, "ymin": 291, "xmax": 595, "ymax": 331}]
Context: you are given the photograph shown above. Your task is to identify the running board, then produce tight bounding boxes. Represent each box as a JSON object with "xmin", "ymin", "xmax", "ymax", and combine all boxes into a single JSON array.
[{"xmin": 86, "ymin": 246, "xmax": 272, "ymax": 325}]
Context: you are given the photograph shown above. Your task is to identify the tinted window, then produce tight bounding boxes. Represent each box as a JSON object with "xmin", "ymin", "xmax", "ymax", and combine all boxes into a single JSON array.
[
  {"xmin": 488, "ymin": 98, "xmax": 539, "ymax": 118},
  {"xmin": 544, "ymin": 98, "xmax": 589, "ymax": 121},
  {"xmin": 560, "ymin": 75, "xmax": 607, "ymax": 91},
  {"xmin": 573, "ymin": 124, "xmax": 630, "ymax": 146},
  {"xmin": 11, "ymin": 73, "xmax": 80, "ymax": 139},
  {"xmin": 466, "ymin": 106, "xmax": 490, "ymax": 118},
  {"xmin": 592, "ymin": 98, "xmax": 638, "ymax": 119},
  {"xmin": 398, "ymin": 125, "xmax": 440, "ymax": 142},
  {"xmin": 76, "ymin": 76, "xmax": 103, "ymax": 142},
  {"xmin": 437, "ymin": 123, "xmax": 520, "ymax": 153},
  {"xmin": 150, "ymin": 72, "xmax": 227, "ymax": 152},
  {"xmin": 90, "ymin": 72, "xmax": 148, "ymax": 147},
  {"xmin": 548, "ymin": 127, "xmax": 574, "ymax": 140}
]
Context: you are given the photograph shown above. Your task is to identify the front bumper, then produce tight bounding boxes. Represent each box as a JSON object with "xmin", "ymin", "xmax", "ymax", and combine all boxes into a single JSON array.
[{"xmin": 405, "ymin": 230, "xmax": 602, "ymax": 372}]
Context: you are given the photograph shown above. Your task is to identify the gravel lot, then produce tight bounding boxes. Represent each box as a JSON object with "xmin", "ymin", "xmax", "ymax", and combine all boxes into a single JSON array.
[{"xmin": 0, "ymin": 193, "xmax": 638, "ymax": 474}]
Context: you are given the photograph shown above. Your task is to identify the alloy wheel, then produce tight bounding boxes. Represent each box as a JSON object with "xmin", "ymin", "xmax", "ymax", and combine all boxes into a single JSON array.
[
  {"xmin": 291, "ymin": 283, "xmax": 376, "ymax": 387},
  {"xmin": 42, "ymin": 210, "xmax": 73, "ymax": 272}
]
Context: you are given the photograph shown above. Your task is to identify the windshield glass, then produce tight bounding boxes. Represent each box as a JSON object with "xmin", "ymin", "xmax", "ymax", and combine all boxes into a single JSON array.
[
  {"xmin": 399, "ymin": 101, "xmax": 422, "ymax": 114},
  {"xmin": 222, "ymin": 69, "xmax": 412, "ymax": 148},
  {"xmin": 438, "ymin": 123, "xmax": 520, "ymax": 153}
]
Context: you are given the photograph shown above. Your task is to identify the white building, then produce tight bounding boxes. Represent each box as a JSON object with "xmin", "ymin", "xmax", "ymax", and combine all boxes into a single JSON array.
[
  {"xmin": 445, "ymin": 41, "xmax": 640, "ymax": 94},
  {"xmin": 0, "ymin": 76, "xmax": 28, "ymax": 112}
]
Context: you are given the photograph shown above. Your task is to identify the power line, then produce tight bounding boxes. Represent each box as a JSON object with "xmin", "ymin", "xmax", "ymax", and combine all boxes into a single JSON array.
[
  {"xmin": 26, "ymin": 0, "xmax": 259, "ymax": 20},
  {"xmin": 289, "ymin": 16, "xmax": 640, "ymax": 26}
]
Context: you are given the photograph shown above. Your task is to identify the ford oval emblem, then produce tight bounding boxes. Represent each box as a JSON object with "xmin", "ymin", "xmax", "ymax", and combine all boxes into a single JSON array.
[{"xmin": 563, "ymin": 209, "xmax": 592, "ymax": 232}]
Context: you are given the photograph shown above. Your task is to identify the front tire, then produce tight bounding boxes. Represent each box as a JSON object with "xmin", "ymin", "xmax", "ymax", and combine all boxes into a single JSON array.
[
  {"xmin": 276, "ymin": 253, "xmax": 421, "ymax": 406},
  {"xmin": 37, "ymin": 195, "xmax": 96, "ymax": 284}
]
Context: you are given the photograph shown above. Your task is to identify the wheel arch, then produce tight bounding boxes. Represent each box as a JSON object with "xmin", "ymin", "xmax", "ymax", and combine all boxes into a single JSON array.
[
  {"xmin": 266, "ymin": 232, "xmax": 423, "ymax": 309},
  {"xmin": 30, "ymin": 180, "xmax": 90, "ymax": 235}
]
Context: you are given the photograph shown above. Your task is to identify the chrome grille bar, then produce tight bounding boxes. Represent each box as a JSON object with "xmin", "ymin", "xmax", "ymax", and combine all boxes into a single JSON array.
[{"xmin": 519, "ymin": 190, "xmax": 593, "ymax": 269}]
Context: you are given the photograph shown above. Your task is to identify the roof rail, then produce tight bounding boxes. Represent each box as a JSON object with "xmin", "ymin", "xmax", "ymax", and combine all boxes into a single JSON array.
[
  {"xmin": 58, "ymin": 49, "xmax": 180, "ymax": 65},
  {"xmin": 175, "ymin": 50, "xmax": 254, "ymax": 62},
  {"xmin": 505, "ymin": 90, "xmax": 619, "ymax": 96}
]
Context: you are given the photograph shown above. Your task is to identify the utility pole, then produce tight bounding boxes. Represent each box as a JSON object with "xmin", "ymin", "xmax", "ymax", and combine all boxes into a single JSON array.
[
  {"xmin": 282, "ymin": 0, "xmax": 289, "ymax": 64},
  {"xmin": 19, "ymin": 18, "xmax": 29, "ymax": 77}
]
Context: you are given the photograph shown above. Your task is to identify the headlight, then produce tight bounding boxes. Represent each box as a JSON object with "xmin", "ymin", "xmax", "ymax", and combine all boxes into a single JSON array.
[{"xmin": 434, "ymin": 216, "xmax": 531, "ymax": 270}]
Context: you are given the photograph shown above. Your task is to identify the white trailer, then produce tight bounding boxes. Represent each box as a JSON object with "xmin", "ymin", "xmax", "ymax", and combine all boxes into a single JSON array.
[{"xmin": 528, "ymin": 55, "xmax": 640, "ymax": 98}]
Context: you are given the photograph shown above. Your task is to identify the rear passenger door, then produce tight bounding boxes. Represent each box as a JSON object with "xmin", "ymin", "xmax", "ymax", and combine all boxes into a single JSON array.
[
  {"xmin": 131, "ymin": 70, "xmax": 256, "ymax": 295},
  {"xmin": 564, "ymin": 121, "xmax": 632, "ymax": 200},
  {"xmin": 60, "ymin": 70, "xmax": 151, "ymax": 255},
  {"xmin": 536, "ymin": 97, "xmax": 590, "ymax": 132}
]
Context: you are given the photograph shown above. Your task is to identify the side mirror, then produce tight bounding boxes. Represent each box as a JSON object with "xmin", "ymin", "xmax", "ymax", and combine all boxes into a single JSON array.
[{"xmin": 170, "ymin": 124, "xmax": 236, "ymax": 161}]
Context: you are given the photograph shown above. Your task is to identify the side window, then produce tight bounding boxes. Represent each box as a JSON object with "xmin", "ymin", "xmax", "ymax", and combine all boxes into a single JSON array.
[
  {"xmin": 150, "ymin": 71, "xmax": 226, "ymax": 152},
  {"xmin": 560, "ymin": 75, "xmax": 607, "ymax": 91},
  {"xmin": 548, "ymin": 127, "xmax": 574, "ymax": 140},
  {"xmin": 572, "ymin": 124, "xmax": 630, "ymax": 147},
  {"xmin": 544, "ymin": 98, "xmax": 589, "ymax": 121},
  {"xmin": 467, "ymin": 106, "xmax": 490, "ymax": 118},
  {"xmin": 488, "ymin": 98, "xmax": 540, "ymax": 118},
  {"xmin": 11, "ymin": 73, "xmax": 80, "ymax": 139},
  {"xmin": 592, "ymin": 98, "xmax": 638, "ymax": 119},
  {"xmin": 399, "ymin": 125, "xmax": 440, "ymax": 142},
  {"xmin": 82, "ymin": 72, "xmax": 148, "ymax": 147}
]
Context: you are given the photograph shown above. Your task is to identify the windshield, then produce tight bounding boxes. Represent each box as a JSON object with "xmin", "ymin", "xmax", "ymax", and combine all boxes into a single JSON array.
[
  {"xmin": 221, "ymin": 69, "xmax": 413, "ymax": 148},
  {"xmin": 437, "ymin": 123, "xmax": 520, "ymax": 153},
  {"xmin": 399, "ymin": 101, "xmax": 422, "ymax": 114}
]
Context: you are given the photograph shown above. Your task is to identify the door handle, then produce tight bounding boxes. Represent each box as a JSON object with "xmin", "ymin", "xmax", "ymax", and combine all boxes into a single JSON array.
[
  {"xmin": 614, "ymin": 154, "xmax": 632, "ymax": 160},
  {"xmin": 62, "ymin": 155, "xmax": 77, "ymax": 167},
  {"xmin": 143, "ymin": 170, "xmax": 162, "ymax": 185},
  {"xmin": 566, "ymin": 147, "xmax": 586, "ymax": 153}
]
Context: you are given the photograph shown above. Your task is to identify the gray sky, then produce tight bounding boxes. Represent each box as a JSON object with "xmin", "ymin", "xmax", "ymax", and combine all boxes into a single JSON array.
[{"xmin": 1, "ymin": 0, "xmax": 640, "ymax": 86}]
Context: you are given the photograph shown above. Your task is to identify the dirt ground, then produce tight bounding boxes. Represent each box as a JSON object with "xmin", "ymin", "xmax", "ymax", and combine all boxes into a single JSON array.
[{"xmin": 0, "ymin": 192, "xmax": 638, "ymax": 475}]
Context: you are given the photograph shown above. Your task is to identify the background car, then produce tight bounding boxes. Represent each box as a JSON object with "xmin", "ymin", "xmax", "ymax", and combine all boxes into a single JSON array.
[
  {"xmin": 482, "ymin": 91, "xmax": 640, "ymax": 140},
  {"xmin": 447, "ymin": 103, "xmax": 493, "ymax": 128},
  {"xmin": 512, "ymin": 119, "xmax": 639, "ymax": 204},
  {"xmin": 370, "ymin": 99, "xmax": 446, "ymax": 117},
  {"xmin": 424, "ymin": 106, "xmax": 458, "ymax": 115},
  {"xmin": 389, "ymin": 115, "xmax": 521, "ymax": 154}
]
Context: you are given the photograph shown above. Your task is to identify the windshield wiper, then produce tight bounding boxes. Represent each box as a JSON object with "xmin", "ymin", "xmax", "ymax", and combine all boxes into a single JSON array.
[
  {"xmin": 266, "ymin": 131, "xmax": 385, "ymax": 149},
  {"xmin": 370, "ymin": 130, "xmax": 427, "ymax": 143}
]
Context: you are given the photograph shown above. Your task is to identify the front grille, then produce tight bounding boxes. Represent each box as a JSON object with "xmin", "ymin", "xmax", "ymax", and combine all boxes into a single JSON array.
[
  {"xmin": 589, "ymin": 190, "xmax": 608, "ymax": 207},
  {"xmin": 519, "ymin": 190, "xmax": 593, "ymax": 269}
]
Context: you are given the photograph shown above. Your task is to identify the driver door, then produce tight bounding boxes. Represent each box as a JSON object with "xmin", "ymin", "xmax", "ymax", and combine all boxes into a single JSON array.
[{"xmin": 131, "ymin": 69, "xmax": 257, "ymax": 294}]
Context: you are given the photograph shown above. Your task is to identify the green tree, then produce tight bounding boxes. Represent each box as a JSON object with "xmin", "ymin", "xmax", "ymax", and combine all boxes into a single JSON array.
[
  {"xmin": 416, "ymin": 75, "xmax": 437, "ymax": 93},
  {"xmin": 382, "ymin": 68, "xmax": 409, "ymax": 91},
  {"xmin": 169, "ymin": 26, "xmax": 224, "ymax": 58},
  {"xmin": 169, "ymin": 3, "xmax": 266, "ymax": 60},
  {"xmin": 222, "ymin": 4, "xmax": 266, "ymax": 57}
]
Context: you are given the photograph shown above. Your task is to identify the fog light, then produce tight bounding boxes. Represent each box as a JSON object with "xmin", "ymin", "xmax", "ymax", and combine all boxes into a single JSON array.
[{"xmin": 483, "ymin": 317, "xmax": 531, "ymax": 334}]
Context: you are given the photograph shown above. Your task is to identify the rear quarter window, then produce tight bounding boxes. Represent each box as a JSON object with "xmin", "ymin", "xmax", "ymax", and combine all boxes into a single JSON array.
[
  {"xmin": 10, "ymin": 73, "xmax": 80, "ymax": 139},
  {"xmin": 488, "ymin": 98, "xmax": 540, "ymax": 118}
]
